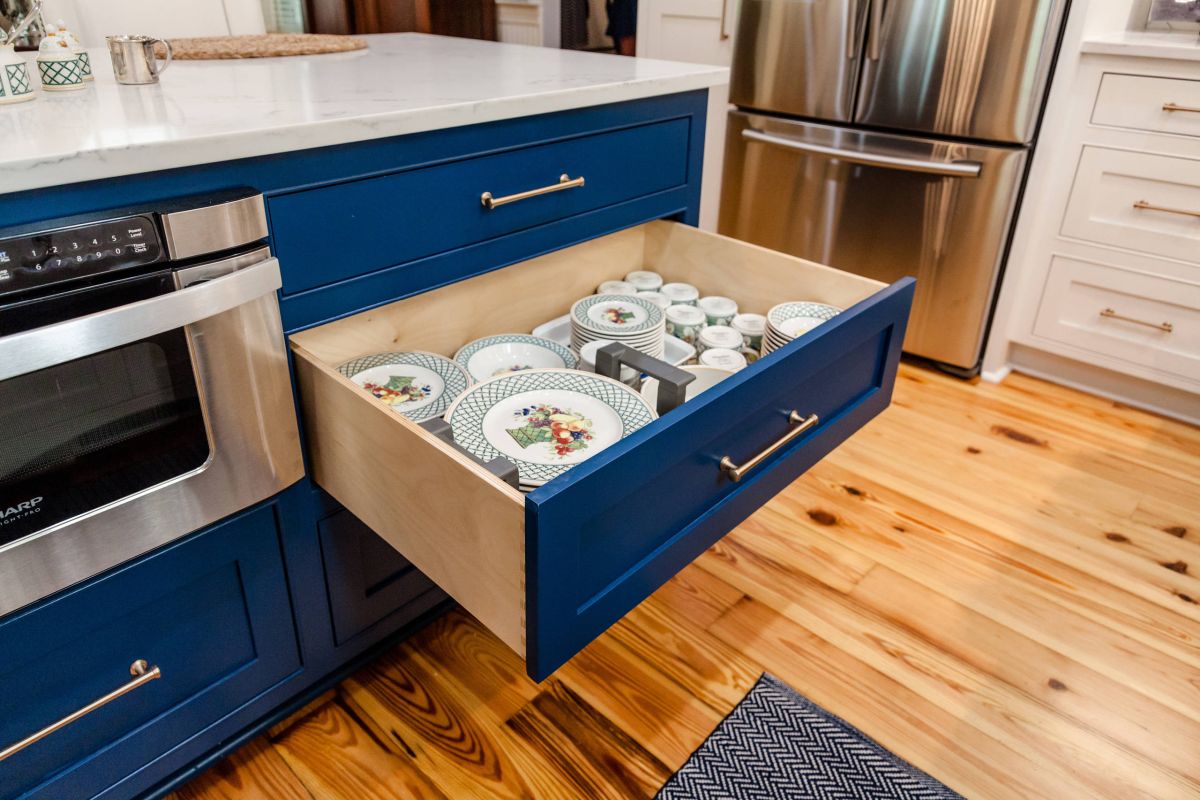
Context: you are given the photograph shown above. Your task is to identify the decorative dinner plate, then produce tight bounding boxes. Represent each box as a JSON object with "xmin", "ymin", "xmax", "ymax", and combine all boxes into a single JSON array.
[
  {"xmin": 534, "ymin": 314, "xmax": 694, "ymax": 366},
  {"xmin": 571, "ymin": 294, "xmax": 664, "ymax": 335},
  {"xmin": 454, "ymin": 334, "xmax": 577, "ymax": 382},
  {"xmin": 338, "ymin": 351, "xmax": 471, "ymax": 422},
  {"xmin": 444, "ymin": 368, "xmax": 657, "ymax": 486}
]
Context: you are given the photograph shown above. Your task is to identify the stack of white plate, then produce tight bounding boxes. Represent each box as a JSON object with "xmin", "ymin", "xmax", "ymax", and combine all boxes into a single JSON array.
[
  {"xmin": 762, "ymin": 302, "xmax": 843, "ymax": 356},
  {"xmin": 443, "ymin": 368, "xmax": 657, "ymax": 492},
  {"xmin": 569, "ymin": 294, "xmax": 666, "ymax": 360}
]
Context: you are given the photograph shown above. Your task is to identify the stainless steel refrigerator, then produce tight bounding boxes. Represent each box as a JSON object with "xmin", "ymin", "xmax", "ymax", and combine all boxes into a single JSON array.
[{"xmin": 720, "ymin": 0, "xmax": 1068, "ymax": 374}]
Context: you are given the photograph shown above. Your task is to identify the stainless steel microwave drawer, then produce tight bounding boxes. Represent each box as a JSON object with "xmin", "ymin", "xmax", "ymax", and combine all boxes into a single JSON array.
[{"xmin": 290, "ymin": 221, "xmax": 914, "ymax": 680}]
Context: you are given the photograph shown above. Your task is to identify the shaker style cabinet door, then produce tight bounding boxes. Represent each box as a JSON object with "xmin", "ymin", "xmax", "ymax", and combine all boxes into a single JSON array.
[{"xmin": 0, "ymin": 505, "xmax": 299, "ymax": 800}]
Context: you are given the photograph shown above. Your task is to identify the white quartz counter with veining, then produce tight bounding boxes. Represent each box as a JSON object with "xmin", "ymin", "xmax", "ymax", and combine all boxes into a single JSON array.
[
  {"xmin": 1081, "ymin": 30, "xmax": 1200, "ymax": 62},
  {"xmin": 0, "ymin": 33, "xmax": 728, "ymax": 194}
]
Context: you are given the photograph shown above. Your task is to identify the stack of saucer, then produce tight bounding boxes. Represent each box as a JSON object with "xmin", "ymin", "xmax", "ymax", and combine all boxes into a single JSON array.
[
  {"xmin": 762, "ymin": 301, "xmax": 843, "ymax": 356},
  {"xmin": 569, "ymin": 293, "xmax": 665, "ymax": 359}
]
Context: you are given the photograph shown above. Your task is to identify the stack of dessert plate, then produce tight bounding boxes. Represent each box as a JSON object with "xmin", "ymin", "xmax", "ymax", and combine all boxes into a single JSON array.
[
  {"xmin": 762, "ymin": 302, "xmax": 843, "ymax": 356},
  {"xmin": 569, "ymin": 294, "xmax": 665, "ymax": 359},
  {"xmin": 443, "ymin": 368, "xmax": 657, "ymax": 492}
]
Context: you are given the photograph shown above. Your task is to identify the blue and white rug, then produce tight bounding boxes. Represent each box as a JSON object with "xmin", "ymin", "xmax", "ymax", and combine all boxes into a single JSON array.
[{"xmin": 657, "ymin": 674, "xmax": 963, "ymax": 800}]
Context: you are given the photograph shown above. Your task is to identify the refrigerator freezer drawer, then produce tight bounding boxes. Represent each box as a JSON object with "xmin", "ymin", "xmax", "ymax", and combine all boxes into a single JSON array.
[{"xmin": 720, "ymin": 112, "xmax": 1026, "ymax": 370}]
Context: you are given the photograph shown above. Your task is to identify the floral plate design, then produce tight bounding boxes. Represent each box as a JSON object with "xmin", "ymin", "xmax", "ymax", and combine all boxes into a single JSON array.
[
  {"xmin": 443, "ymin": 368, "xmax": 657, "ymax": 486},
  {"xmin": 571, "ymin": 294, "xmax": 664, "ymax": 335},
  {"xmin": 338, "ymin": 351, "xmax": 471, "ymax": 422}
]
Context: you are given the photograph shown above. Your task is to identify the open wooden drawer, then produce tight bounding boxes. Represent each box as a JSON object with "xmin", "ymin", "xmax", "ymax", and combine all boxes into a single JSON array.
[{"xmin": 290, "ymin": 221, "xmax": 914, "ymax": 679}]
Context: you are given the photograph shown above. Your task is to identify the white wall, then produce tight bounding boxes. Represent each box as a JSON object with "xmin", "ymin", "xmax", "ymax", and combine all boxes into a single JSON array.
[{"xmin": 42, "ymin": 0, "xmax": 264, "ymax": 45}]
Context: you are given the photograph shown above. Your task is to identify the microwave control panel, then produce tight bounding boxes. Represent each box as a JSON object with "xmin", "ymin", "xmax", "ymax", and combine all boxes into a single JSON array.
[{"xmin": 0, "ymin": 214, "xmax": 164, "ymax": 298}]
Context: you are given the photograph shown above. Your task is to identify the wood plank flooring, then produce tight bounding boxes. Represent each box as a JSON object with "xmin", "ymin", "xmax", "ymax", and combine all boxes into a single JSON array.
[{"xmin": 171, "ymin": 364, "xmax": 1200, "ymax": 800}]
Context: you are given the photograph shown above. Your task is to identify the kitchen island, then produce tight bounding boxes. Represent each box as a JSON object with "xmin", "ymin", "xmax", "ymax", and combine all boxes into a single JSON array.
[
  {"xmin": 0, "ymin": 32, "xmax": 911, "ymax": 800},
  {"xmin": 0, "ymin": 34, "xmax": 727, "ymax": 800}
]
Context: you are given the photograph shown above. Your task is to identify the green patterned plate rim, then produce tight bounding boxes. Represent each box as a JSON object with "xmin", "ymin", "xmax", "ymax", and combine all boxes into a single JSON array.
[
  {"xmin": 767, "ymin": 301, "xmax": 843, "ymax": 328},
  {"xmin": 571, "ymin": 293, "xmax": 665, "ymax": 335},
  {"xmin": 444, "ymin": 368, "xmax": 657, "ymax": 486},
  {"xmin": 453, "ymin": 334, "xmax": 578, "ymax": 379},
  {"xmin": 338, "ymin": 350, "xmax": 471, "ymax": 422}
]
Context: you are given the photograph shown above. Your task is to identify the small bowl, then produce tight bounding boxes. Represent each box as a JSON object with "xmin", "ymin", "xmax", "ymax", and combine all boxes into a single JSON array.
[{"xmin": 640, "ymin": 365, "xmax": 735, "ymax": 408}]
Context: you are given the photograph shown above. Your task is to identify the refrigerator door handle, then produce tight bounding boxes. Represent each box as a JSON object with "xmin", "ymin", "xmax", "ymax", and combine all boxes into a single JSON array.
[
  {"xmin": 867, "ymin": 0, "xmax": 883, "ymax": 60},
  {"xmin": 742, "ymin": 128, "xmax": 983, "ymax": 178},
  {"xmin": 846, "ymin": 0, "xmax": 859, "ymax": 59}
]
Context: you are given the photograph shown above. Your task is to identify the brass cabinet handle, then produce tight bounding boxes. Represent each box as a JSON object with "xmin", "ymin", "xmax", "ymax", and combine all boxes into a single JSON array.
[
  {"xmin": 480, "ymin": 174, "xmax": 585, "ymax": 209},
  {"xmin": 1099, "ymin": 308, "xmax": 1174, "ymax": 333},
  {"xmin": 719, "ymin": 0, "xmax": 731, "ymax": 40},
  {"xmin": 720, "ymin": 411, "xmax": 819, "ymax": 483},
  {"xmin": 1132, "ymin": 199, "xmax": 1200, "ymax": 220},
  {"xmin": 0, "ymin": 660, "xmax": 162, "ymax": 763},
  {"xmin": 1163, "ymin": 102, "xmax": 1200, "ymax": 114}
]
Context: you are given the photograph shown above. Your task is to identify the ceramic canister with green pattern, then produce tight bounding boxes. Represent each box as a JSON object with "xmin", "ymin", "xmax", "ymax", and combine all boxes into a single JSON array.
[{"xmin": 0, "ymin": 45, "xmax": 35, "ymax": 104}]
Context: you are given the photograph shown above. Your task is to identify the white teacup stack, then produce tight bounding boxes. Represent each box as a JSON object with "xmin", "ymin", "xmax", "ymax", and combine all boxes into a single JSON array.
[
  {"xmin": 762, "ymin": 301, "xmax": 843, "ymax": 356},
  {"xmin": 570, "ymin": 293, "xmax": 666, "ymax": 359}
]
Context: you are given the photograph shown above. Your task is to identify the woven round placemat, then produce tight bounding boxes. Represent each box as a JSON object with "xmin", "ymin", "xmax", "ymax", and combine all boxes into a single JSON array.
[{"xmin": 153, "ymin": 33, "xmax": 367, "ymax": 60}]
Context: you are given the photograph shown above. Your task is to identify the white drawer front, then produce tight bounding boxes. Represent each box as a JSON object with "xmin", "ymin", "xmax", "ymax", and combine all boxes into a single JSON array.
[
  {"xmin": 1034, "ymin": 255, "xmax": 1200, "ymax": 384},
  {"xmin": 1062, "ymin": 147, "xmax": 1200, "ymax": 264},
  {"xmin": 1093, "ymin": 73, "xmax": 1200, "ymax": 139}
]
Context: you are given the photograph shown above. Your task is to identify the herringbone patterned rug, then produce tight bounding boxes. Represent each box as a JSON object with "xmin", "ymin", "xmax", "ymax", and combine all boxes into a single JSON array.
[{"xmin": 657, "ymin": 674, "xmax": 963, "ymax": 799}]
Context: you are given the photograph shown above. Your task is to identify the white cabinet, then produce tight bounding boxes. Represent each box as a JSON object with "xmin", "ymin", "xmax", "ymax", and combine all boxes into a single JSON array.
[
  {"xmin": 983, "ymin": 7, "xmax": 1200, "ymax": 424},
  {"xmin": 1062, "ymin": 146, "xmax": 1200, "ymax": 263},
  {"xmin": 637, "ymin": 0, "xmax": 737, "ymax": 231}
]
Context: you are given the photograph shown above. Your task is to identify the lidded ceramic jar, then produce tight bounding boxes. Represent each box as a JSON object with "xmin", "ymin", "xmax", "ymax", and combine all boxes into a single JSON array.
[{"xmin": 36, "ymin": 26, "xmax": 85, "ymax": 91}]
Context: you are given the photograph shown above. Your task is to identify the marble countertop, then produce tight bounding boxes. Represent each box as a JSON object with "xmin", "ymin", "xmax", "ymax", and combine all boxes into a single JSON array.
[
  {"xmin": 0, "ymin": 34, "xmax": 728, "ymax": 194},
  {"xmin": 1081, "ymin": 30, "xmax": 1200, "ymax": 62}
]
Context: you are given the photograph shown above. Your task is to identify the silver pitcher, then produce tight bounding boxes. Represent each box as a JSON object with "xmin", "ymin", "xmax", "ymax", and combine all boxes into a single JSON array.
[{"xmin": 106, "ymin": 34, "xmax": 172, "ymax": 84}]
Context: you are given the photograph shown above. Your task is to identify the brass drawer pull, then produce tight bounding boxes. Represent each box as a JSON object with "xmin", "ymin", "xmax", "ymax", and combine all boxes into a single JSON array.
[
  {"xmin": 720, "ymin": 411, "xmax": 819, "ymax": 483},
  {"xmin": 481, "ymin": 174, "xmax": 585, "ymax": 209},
  {"xmin": 1132, "ymin": 200, "xmax": 1200, "ymax": 220},
  {"xmin": 1163, "ymin": 102, "xmax": 1200, "ymax": 114},
  {"xmin": 1100, "ymin": 307, "xmax": 1174, "ymax": 333},
  {"xmin": 0, "ymin": 660, "xmax": 162, "ymax": 763}
]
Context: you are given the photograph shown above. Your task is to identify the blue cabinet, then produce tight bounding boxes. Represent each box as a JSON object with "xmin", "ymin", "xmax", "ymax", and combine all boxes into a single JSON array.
[
  {"xmin": 317, "ymin": 501, "xmax": 446, "ymax": 647},
  {"xmin": 0, "ymin": 504, "xmax": 299, "ymax": 800}
]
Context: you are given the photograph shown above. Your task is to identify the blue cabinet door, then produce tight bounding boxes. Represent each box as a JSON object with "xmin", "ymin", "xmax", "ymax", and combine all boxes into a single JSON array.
[
  {"xmin": 0, "ymin": 504, "xmax": 299, "ymax": 800},
  {"xmin": 318, "ymin": 502, "xmax": 446, "ymax": 647},
  {"xmin": 524, "ymin": 279, "xmax": 915, "ymax": 678}
]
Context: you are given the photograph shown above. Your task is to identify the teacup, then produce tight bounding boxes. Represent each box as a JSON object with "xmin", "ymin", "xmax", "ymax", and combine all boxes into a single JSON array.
[
  {"xmin": 665, "ymin": 304, "xmax": 706, "ymax": 345},
  {"xmin": 696, "ymin": 324, "xmax": 743, "ymax": 355},
  {"xmin": 698, "ymin": 296, "xmax": 738, "ymax": 327},
  {"xmin": 0, "ymin": 45, "xmax": 35, "ymax": 104},
  {"xmin": 661, "ymin": 282, "xmax": 699, "ymax": 306}
]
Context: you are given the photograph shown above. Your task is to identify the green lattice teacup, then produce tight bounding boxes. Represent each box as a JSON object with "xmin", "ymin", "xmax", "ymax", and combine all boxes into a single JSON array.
[
  {"xmin": 36, "ymin": 51, "xmax": 85, "ymax": 92},
  {"xmin": 0, "ymin": 45, "xmax": 35, "ymax": 104}
]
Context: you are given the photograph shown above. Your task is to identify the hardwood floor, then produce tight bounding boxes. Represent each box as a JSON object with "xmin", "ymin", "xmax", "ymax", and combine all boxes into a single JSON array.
[{"xmin": 171, "ymin": 363, "xmax": 1200, "ymax": 800}]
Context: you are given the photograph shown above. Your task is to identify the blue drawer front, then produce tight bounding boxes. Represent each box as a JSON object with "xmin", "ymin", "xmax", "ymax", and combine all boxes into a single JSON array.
[
  {"xmin": 318, "ymin": 505, "xmax": 444, "ymax": 646},
  {"xmin": 525, "ymin": 278, "xmax": 915, "ymax": 680},
  {"xmin": 269, "ymin": 117, "xmax": 691, "ymax": 295},
  {"xmin": 0, "ymin": 504, "xmax": 299, "ymax": 800}
]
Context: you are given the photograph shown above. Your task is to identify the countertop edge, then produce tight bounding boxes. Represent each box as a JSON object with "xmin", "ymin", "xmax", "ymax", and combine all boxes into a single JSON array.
[
  {"xmin": 1080, "ymin": 33, "xmax": 1200, "ymax": 62},
  {"xmin": 3, "ymin": 67, "xmax": 728, "ymax": 196}
]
